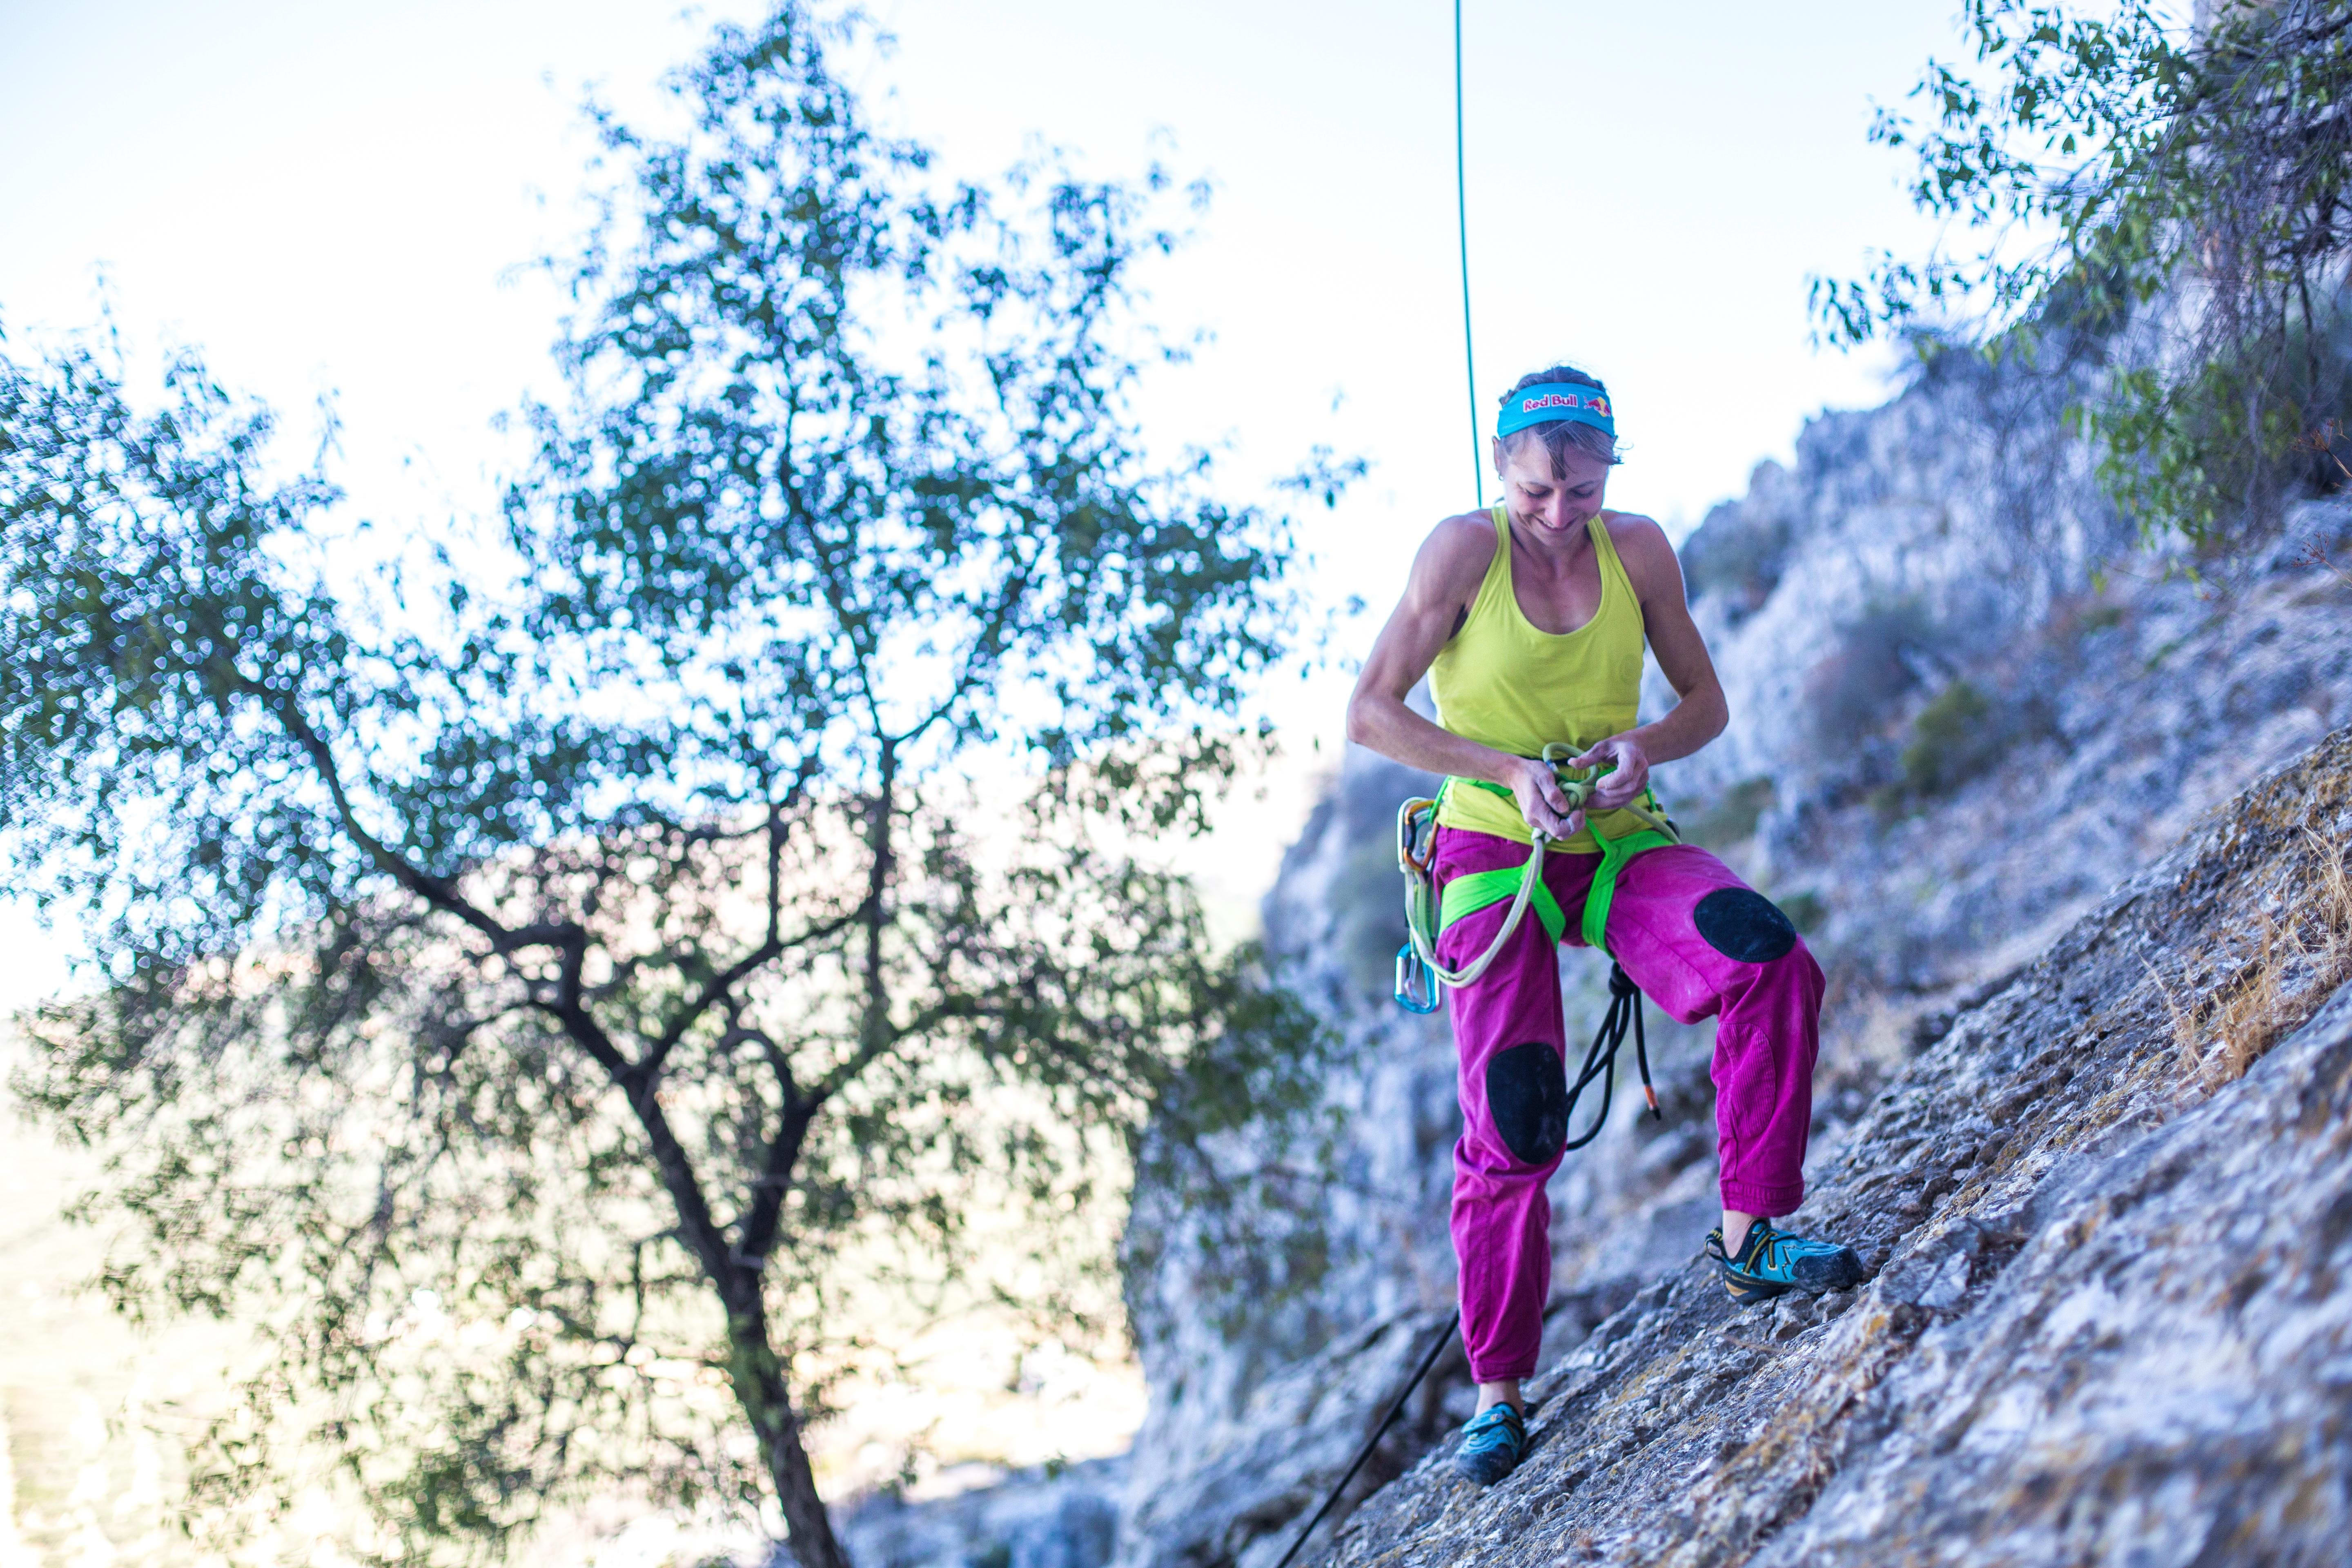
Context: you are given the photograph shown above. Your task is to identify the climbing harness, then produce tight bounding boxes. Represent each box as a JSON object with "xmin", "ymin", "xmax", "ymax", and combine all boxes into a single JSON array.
[
  {"xmin": 1392, "ymin": 744, "xmax": 1677, "ymax": 1131},
  {"xmin": 1393, "ymin": 744, "xmax": 1674, "ymax": 992}
]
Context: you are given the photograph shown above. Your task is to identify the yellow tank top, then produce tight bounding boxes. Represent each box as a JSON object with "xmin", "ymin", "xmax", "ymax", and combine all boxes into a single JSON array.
[{"xmin": 1429, "ymin": 504, "xmax": 1653, "ymax": 852}]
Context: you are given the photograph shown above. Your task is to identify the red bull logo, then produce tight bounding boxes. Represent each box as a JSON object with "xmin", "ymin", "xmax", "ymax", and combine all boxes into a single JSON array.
[{"xmin": 1517, "ymin": 391, "xmax": 1608, "ymax": 417}]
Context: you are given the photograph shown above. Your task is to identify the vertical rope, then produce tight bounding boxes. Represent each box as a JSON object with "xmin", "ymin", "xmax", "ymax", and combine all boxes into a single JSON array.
[{"xmin": 1454, "ymin": 0, "xmax": 1482, "ymax": 508}]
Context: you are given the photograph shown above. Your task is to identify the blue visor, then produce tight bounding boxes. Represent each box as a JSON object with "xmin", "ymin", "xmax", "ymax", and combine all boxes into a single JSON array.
[{"xmin": 1496, "ymin": 383, "xmax": 1615, "ymax": 439}]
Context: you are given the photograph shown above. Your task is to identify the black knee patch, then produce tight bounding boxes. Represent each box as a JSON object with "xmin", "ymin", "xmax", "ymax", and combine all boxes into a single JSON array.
[
  {"xmin": 1486, "ymin": 1042, "xmax": 1569, "ymax": 1166},
  {"xmin": 1693, "ymin": 887, "xmax": 1799, "ymax": 964}
]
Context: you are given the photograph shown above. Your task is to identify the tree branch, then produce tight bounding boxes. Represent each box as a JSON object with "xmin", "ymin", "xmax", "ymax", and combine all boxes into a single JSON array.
[
  {"xmin": 891, "ymin": 531, "xmax": 1042, "ymax": 749},
  {"xmin": 630, "ymin": 900, "xmax": 866, "ymax": 1089},
  {"xmin": 244, "ymin": 670, "xmax": 590, "ymax": 964},
  {"xmin": 539, "ymin": 993, "xmax": 740, "ymax": 1287}
]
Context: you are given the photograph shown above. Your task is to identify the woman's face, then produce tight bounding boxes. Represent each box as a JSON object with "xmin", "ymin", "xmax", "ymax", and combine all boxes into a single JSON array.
[{"xmin": 1492, "ymin": 437, "xmax": 1611, "ymax": 544}]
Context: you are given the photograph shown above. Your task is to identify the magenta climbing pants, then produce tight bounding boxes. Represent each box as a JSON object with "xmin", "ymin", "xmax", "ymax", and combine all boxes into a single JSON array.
[{"xmin": 1434, "ymin": 826, "xmax": 1824, "ymax": 1383}]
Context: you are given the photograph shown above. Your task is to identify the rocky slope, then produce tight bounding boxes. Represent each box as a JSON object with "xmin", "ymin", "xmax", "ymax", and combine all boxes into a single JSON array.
[
  {"xmin": 1325, "ymin": 727, "xmax": 2352, "ymax": 1566},
  {"xmin": 842, "ymin": 1459, "xmax": 1128, "ymax": 1568},
  {"xmin": 839, "ymin": 360, "xmax": 2352, "ymax": 1566}
]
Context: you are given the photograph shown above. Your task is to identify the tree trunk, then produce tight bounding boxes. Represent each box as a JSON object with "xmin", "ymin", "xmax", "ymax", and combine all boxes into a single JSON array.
[{"xmin": 725, "ymin": 1303, "xmax": 850, "ymax": 1568}]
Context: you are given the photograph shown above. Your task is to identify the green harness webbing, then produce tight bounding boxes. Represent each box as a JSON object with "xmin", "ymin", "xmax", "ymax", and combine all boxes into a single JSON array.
[
  {"xmin": 1392, "ymin": 746, "xmax": 1682, "ymax": 1012},
  {"xmin": 1389, "ymin": 748, "xmax": 1678, "ymax": 1126},
  {"xmin": 1437, "ymin": 777, "xmax": 1675, "ymax": 951}
]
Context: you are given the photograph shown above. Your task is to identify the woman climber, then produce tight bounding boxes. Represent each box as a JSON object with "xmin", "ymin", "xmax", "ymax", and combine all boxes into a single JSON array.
[{"xmin": 1345, "ymin": 365, "xmax": 1863, "ymax": 1487}]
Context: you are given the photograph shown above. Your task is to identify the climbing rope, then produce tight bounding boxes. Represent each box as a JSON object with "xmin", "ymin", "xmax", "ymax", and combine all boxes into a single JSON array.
[
  {"xmin": 1574, "ymin": 958, "xmax": 1661, "ymax": 1134},
  {"xmin": 1270, "ymin": 17, "xmax": 1675, "ymax": 1566},
  {"xmin": 1264, "ymin": 957, "xmax": 1658, "ymax": 1567},
  {"xmin": 1391, "ymin": 743, "xmax": 1675, "ymax": 1137},
  {"xmin": 1454, "ymin": 0, "xmax": 1482, "ymax": 508},
  {"xmin": 1268, "ymin": 1308, "xmax": 1461, "ymax": 1568},
  {"xmin": 1393, "ymin": 743, "xmax": 1677, "ymax": 1009}
]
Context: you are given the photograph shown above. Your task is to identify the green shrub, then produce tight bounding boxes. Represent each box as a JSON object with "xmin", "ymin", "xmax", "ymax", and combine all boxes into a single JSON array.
[
  {"xmin": 1815, "ymin": 0, "xmax": 2352, "ymax": 548},
  {"xmin": 1804, "ymin": 598, "xmax": 1944, "ymax": 744},
  {"xmin": 2080, "ymin": 601, "xmax": 2126, "ymax": 633},
  {"xmin": 1778, "ymin": 890, "xmax": 1827, "ymax": 933},
  {"xmin": 1900, "ymin": 680, "xmax": 1998, "ymax": 798},
  {"xmin": 1680, "ymin": 776, "xmax": 1777, "ymax": 848}
]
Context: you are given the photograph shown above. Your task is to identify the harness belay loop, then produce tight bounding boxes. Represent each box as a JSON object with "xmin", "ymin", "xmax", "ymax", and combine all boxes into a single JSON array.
[{"xmin": 1392, "ymin": 745, "xmax": 1674, "ymax": 1123}]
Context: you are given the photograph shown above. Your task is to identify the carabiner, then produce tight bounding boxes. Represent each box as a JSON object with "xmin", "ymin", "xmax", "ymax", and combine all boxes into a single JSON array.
[{"xmin": 1393, "ymin": 942, "xmax": 1442, "ymax": 1014}]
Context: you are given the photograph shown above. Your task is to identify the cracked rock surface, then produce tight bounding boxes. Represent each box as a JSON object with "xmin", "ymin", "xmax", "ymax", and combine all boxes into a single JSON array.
[{"xmin": 1321, "ymin": 732, "xmax": 2352, "ymax": 1568}]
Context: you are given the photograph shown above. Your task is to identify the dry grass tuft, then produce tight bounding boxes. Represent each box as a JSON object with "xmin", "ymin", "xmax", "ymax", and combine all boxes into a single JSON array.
[
  {"xmin": 2162, "ymin": 828, "xmax": 2352, "ymax": 1089},
  {"xmin": 2307, "ymin": 825, "xmax": 2352, "ymax": 961},
  {"xmin": 2142, "ymin": 956, "xmax": 2202, "ymax": 1078},
  {"xmin": 2210, "ymin": 910, "xmax": 2299, "ymax": 1083}
]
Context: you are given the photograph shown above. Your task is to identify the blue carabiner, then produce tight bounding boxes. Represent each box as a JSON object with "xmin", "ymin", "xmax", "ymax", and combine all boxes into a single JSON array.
[{"xmin": 1394, "ymin": 942, "xmax": 1443, "ymax": 1014}]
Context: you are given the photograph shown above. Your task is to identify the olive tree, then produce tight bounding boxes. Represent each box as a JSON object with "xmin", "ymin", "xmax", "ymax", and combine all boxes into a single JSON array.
[
  {"xmin": 0, "ymin": 6, "xmax": 1346, "ymax": 1562},
  {"xmin": 1813, "ymin": 0, "xmax": 2352, "ymax": 545}
]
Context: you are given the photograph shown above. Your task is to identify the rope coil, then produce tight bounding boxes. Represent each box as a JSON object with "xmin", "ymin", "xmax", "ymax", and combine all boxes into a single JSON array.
[{"xmin": 1393, "ymin": 744, "xmax": 1675, "ymax": 1010}]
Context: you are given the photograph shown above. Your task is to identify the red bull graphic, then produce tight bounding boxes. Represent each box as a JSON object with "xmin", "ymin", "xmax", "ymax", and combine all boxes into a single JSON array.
[{"xmin": 1495, "ymin": 383, "xmax": 1616, "ymax": 438}]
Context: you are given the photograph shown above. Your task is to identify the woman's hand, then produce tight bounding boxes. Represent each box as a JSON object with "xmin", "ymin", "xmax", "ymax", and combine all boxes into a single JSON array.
[
  {"xmin": 1506, "ymin": 755, "xmax": 1584, "ymax": 842},
  {"xmin": 1572, "ymin": 735, "xmax": 1650, "ymax": 809}
]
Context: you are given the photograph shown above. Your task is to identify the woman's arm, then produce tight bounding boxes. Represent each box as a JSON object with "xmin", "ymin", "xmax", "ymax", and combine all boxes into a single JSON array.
[{"xmin": 1345, "ymin": 515, "xmax": 1587, "ymax": 840}]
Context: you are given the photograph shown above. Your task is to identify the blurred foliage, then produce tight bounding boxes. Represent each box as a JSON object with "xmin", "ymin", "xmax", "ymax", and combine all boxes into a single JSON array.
[
  {"xmin": 1679, "ymin": 776, "xmax": 1779, "ymax": 850},
  {"xmin": 0, "ymin": 4, "xmax": 1354, "ymax": 1564},
  {"xmin": 1777, "ymin": 890, "xmax": 1828, "ymax": 935},
  {"xmin": 1899, "ymin": 680, "xmax": 2001, "ymax": 799},
  {"xmin": 2079, "ymin": 598, "xmax": 2129, "ymax": 633},
  {"xmin": 1813, "ymin": 0, "xmax": 2352, "ymax": 547},
  {"xmin": 1334, "ymin": 830, "xmax": 1412, "ymax": 1000},
  {"xmin": 1804, "ymin": 598, "xmax": 1950, "ymax": 745},
  {"xmin": 1679, "ymin": 501, "xmax": 1791, "ymax": 622},
  {"xmin": 1870, "ymin": 677, "xmax": 2056, "ymax": 817}
]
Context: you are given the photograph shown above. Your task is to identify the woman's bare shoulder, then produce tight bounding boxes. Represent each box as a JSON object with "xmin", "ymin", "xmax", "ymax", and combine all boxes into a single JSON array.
[
  {"xmin": 1411, "ymin": 509, "xmax": 1501, "ymax": 595},
  {"xmin": 1599, "ymin": 508, "xmax": 1667, "ymax": 546},
  {"xmin": 1424, "ymin": 507, "xmax": 1500, "ymax": 558},
  {"xmin": 1600, "ymin": 510, "xmax": 1679, "ymax": 590}
]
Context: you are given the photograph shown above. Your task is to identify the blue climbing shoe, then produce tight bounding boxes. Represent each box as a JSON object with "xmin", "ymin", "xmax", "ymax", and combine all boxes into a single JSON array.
[
  {"xmin": 1706, "ymin": 1221, "xmax": 1864, "ymax": 1307},
  {"xmin": 1453, "ymin": 1401, "xmax": 1526, "ymax": 1486}
]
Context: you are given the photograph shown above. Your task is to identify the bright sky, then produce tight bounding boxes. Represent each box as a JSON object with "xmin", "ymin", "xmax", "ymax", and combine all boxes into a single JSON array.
[{"xmin": 0, "ymin": 0, "xmax": 1968, "ymax": 1001}]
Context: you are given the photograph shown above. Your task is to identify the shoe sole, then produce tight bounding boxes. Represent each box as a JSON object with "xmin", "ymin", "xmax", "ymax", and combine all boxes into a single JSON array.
[
  {"xmin": 1718, "ymin": 1258, "xmax": 1863, "ymax": 1305},
  {"xmin": 1791, "ymin": 1254, "xmax": 1866, "ymax": 1292},
  {"xmin": 1454, "ymin": 1453, "xmax": 1523, "ymax": 1485},
  {"xmin": 1721, "ymin": 1274, "xmax": 1788, "ymax": 1307}
]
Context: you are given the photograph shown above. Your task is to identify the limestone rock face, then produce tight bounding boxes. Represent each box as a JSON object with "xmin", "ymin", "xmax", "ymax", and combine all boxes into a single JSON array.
[
  {"xmin": 840, "ymin": 1459, "xmax": 1128, "ymax": 1568},
  {"xmin": 1323, "ymin": 731, "xmax": 2352, "ymax": 1566},
  {"xmin": 1664, "ymin": 366, "xmax": 2351, "ymax": 1003},
  {"xmin": 1101, "ymin": 365, "xmax": 2352, "ymax": 1568},
  {"xmin": 841, "ymin": 361, "xmax": 2352, "ymax": 1566}
]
